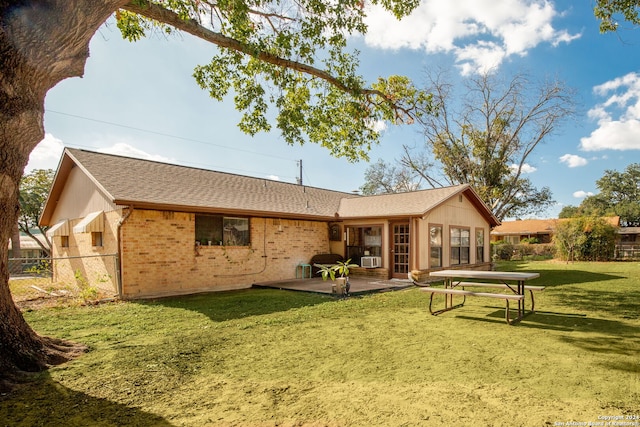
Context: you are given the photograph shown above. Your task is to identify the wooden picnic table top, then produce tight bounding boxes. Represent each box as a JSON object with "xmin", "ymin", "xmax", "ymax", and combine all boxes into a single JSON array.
[{"xmin": 429, "ymin": 269, "xmax": 540, "ymax": 281}]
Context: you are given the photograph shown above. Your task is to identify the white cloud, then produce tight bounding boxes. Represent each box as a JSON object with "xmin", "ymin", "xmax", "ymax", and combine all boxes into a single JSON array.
[
  {"xmin": 581, "ymin": 72, "xmax": 640, "ymax": 151},
  {"xmin": 559, "ymin": 154, "xmax": 588, "ymax": 168},
  {"xmin": 509, "ymin": 163, "xmax": 537, "ymax": 174},
  {"xmin": 24, "ymin": 133, "xmax": 65, "ymax": 173},
  {"xmin": 573, "ymin": 190, "xmax": 594, "ymax": 198},
  {"xmin": 97, "ymin": 143, "xmax": 174, "ymax": 163},
  {"xmin": 267, "ymin": 175, "xmax": 281, "ymax": 181},
  {"xmin": 363, "ymin": 0, "xmax": 580, "ymax": 75},
  {"xmin": 580, "ymin": 119, "xmax": 640, "ymax": 151},
  {"xmin": 366, "ymin": 119, "xmax": 387, "ymax": 133}
]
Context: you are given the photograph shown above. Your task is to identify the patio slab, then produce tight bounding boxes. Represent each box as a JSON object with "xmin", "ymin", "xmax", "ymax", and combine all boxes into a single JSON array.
[{"xmin": 253, "ymin": 276, "xmax": 414, "ymax": 296}]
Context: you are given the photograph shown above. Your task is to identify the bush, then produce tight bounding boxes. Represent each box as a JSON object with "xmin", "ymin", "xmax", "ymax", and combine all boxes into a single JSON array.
[
  {"xmin": 521, "ymin": 237, "xmax": 539, "ymax": 244},
  {"xmin": 491, "ymin": 242, "xmax": 514, "ymax": 260},
  {"xmin": 491, "ymin": 243, "xmax": 555, "ymax": 261},
  {"xmin": 554, "ymin": 217, "xmax": 617, "ymax": 261}
]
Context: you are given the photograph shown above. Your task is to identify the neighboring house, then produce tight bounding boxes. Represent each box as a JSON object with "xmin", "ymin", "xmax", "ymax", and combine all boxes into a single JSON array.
[
  {"xmin": 490, "ymin": 219, "xmax": 561, "ymax": 244},
  {"xmin": 491, "ymin": 217, "xmax": 622, "ymax": 244},
  {"xmin": 40, "ymin": 148, "xmax": 500, "ymax": 299},
  {"xmin": 8, "ymin": 233, "xmax": 49, "ymax": 276},
  {"xmin": 8, "ymin": 233, "xmax": 49, "ymax": 259},
  {"xmin": 616, "ymin": 227, "xmax": 640, "ymax": 259}
]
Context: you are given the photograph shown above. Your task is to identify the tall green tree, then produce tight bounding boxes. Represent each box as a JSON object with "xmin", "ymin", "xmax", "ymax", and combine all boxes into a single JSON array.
[
  {"xmin": 553, "ymin": 218, "xmax": 585, "ymax": 262},
  {"xmin": 1, "ymin": 0, "xmax": 429, "ymax": 389},
  {"xmin": 595, "ymin": 163, "xmax": 640, "ymax": 226},
  {"xmin": 18, "ymin": 169, "xmax": 54, "ymax": 256},
  {"xmin": 558, "ymin": 205, "xmax": 580, "ymax": 218},
  {"xmin": 558, "ymin": 164, "xmax": 640, "ymax": 226},
  {"xmin": 399, "ymin": 70, "xmax": 574, "ymax": 220}
]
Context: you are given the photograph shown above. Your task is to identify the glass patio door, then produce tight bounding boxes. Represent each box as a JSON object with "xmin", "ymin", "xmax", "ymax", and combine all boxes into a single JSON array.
[{"xmin": 391, "ymin": 222, "xmax": 410, "ymax": 278}]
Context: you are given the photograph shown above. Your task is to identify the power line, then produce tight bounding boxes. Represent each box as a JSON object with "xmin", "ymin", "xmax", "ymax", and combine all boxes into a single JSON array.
[
  {"xmin": 46, "ymin": 109, "xmax": 295, "ymax": 162},
  {"xmin": 45, "ymin": 108, "xmax": 310, "ymax": 184}
]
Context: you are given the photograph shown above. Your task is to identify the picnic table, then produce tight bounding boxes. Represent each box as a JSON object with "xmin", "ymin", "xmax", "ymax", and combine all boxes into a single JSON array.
[{"xmin": 424, "ymin": 270, "xmax": 543, "ymax": 325}]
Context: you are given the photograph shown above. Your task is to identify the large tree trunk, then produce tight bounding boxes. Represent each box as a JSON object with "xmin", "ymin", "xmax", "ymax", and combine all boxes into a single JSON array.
[
  {"xmin": 0, "ymin": 0, "xmax": 126, "ymax": 392},
  {"xmin": 10, "ymin": 221, "xmax": 20, "ymax": 259},
  {"xmin": 9, "ymin": 221, "xmax": 20, "ymax": 276}
]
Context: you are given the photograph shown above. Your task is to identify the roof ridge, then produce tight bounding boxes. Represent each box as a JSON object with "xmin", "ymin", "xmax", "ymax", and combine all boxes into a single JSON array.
[{"xmin": 64, "ymin": 147, "xmax": 357, "ymax": 197}]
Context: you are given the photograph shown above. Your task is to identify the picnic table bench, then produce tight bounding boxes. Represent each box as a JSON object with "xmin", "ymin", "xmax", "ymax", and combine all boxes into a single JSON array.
[
  {"xmin": 424, "ymin": 287, "xmax": 525, "ymax": 324},
  {"xmin": 452, "ymin": 281, "xmax": 545, "ymax": 312},
  {"xmin": 418, "ymin": 270, "xmax": 543, "ymax": 325}
]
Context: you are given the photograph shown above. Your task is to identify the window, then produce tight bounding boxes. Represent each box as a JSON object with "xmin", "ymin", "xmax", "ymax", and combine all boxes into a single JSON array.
[
  {"xmin": 476, "ymin": 229, "xmax": 485, "ymax": 263},
  {"xmin": 91, "ymin": 232, "xmax": 103, "ymax": 247},
  {"xmin": 429, "ymin": 225, "xmax": 442, "ymax": 268},
  {"xmin": 450, "ymin": 227, "xmax": 470, "ymax": 265},
  {"xmin": 505, "ymin": 235, "xmax": 520, "ymax": 245},
  {"xmin": 346, "ymin": 225, "xmax": 382, "ymax": 262},
  {"xmin": 196, "ymin": 214, "xmax": 250, "ymax": 246},
  {"xmin": 61, "ymin": 235, "xmax": 69, "ymax": 248}
]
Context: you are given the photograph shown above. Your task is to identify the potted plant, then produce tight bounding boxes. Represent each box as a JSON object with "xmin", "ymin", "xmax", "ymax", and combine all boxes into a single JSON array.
[{"xmin": 315, "ymin": 258, "xmax": 358, "ymax": 295}]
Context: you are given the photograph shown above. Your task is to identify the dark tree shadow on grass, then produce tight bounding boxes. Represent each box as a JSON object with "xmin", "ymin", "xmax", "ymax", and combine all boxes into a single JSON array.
[
  {"xmin": 464, "ymin": 306, "xmax": 638, "ymax": 334},
  {"xmin": 557, "ymin": 288, "xmax": 640, "ymax": 320},
  {"xmin": 142, "ymin": 288, "xmax": 332, "ymax": 322},
  {"xmin": 497, "ymin": 264, "xmax": 626, "ymax": 288},
  {"xmin": 0, "ymin": 372, "xmax": 172, "ymax": 426},
  {"xmin": 457, "ymin": 306, "xmax": 640, "ymax": 374}
]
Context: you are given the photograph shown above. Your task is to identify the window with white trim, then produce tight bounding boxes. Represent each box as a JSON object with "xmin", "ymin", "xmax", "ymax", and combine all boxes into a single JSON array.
[
  {"xmin": 195, "ymin": 214, "xmax": 250, "ymax": 246},
  {"xmin": 476, "ymin": 229, "xmax": 485, "ymax": 263},
  {"xmin": 430, "ymin": 225, "xmax": 442, "ymax": 268},
  {"xmin": 450, "ymin": 227, "xmax": 470, "ymax": 265}
]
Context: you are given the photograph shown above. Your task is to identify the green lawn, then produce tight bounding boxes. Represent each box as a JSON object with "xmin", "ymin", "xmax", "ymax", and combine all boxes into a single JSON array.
[{"xmin": 2, "ymin": 261, "xmax": 639, "ymax": 426}]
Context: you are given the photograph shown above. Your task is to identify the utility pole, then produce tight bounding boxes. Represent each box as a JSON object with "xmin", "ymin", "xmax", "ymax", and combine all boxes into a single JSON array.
[{"xmin": 297, "ymin": 159, "xmax": 303, "ymax": 185}]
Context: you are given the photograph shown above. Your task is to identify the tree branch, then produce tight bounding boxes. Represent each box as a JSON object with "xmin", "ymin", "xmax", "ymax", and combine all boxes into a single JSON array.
[{"xmin": 122, "ymin": 0, "xmax": 414, "ymax": 121}]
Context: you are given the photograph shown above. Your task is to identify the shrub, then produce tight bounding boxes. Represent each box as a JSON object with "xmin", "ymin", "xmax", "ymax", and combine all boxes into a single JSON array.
[
  {"xmin": 491, "ymin": 242, "xmax": 514, "ymax": 260},
  {"xmin": 554, "ymin": 217, "xmax": 617, "ymax": 261}
]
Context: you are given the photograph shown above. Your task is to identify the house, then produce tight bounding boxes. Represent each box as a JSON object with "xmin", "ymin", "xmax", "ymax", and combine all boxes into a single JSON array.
[
  {"xmin": 8, "ymin": 233, "xmax": 49, "ymax": 259},
  {"xmin": 491, "ymin": 217, "xmax": 621, "ymax": 245},
  {"xmin": 490, "ymin": 218, "xmax": 560, "ymax": 244},
  {"xmin": 8, "ymin": 234, "xmax": 50, "ymax": 276},
  {"xmin": 40, "ymin": 148, "xmax": 500, "ymax": 299},
  {"xmin": 615, "ymin": 226, "xmax": 640, "ymax": 259}
]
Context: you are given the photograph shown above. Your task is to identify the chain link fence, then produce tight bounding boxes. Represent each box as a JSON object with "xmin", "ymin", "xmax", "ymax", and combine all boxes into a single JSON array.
[{"xmin": 9, "ymin": 254, "xmax": 119, "ymax": 307}]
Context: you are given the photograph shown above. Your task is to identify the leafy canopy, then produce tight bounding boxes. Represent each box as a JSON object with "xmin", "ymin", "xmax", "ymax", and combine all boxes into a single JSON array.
[
  {"xmin": 594, "ymin": 0, "xmax": 640, "ymax": 32},
  {"xmin": 560, "ymin": 163, "xmax": 640, "ymax": 226},
  {"xmin": 116, "ymin": 0, "xmax": 431, "ymax": 162}
]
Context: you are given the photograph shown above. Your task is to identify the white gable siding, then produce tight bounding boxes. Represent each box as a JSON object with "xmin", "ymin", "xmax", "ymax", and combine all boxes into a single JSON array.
[{"xmin": 50, "ymin": 166, "xmax": 117, "ymax": 223}]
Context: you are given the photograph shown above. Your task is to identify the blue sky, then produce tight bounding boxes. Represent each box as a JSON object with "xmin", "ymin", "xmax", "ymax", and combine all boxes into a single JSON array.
[{"xmin": 29, "ymin": 1, "xmax": 640, "ymax": 219}]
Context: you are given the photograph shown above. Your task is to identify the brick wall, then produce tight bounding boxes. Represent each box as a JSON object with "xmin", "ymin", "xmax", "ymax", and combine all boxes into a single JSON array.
[
  {"xmin": 50, "ymin": 210, "xmax": 121, "ymax": 296},
  {"xmin": 349, "ymin": 266, "xmax": 390, "ymax": 279},
  {"xmin": 120, "ymin": 210, "xmax": 330, "ymax": 299}
]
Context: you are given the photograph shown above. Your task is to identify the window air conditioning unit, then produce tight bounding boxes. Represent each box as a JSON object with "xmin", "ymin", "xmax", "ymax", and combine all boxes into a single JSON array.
[{"xmin": 361, "ymin": 256, "xmax": 381, "ymax": 268}]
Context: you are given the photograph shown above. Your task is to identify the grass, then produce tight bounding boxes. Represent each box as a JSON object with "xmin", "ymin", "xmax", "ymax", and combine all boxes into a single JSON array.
[{"xmin": 2, "ymin": 260, "xmax": 639, "ymax": 426}]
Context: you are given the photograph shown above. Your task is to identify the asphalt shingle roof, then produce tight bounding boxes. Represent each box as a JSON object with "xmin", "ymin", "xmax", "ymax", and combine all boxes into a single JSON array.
[
  {"xmin": 491, "ymin": 218, "xmax": 559, "ymax": 235},
  {"xmin": 492, "ymin": 217, "xmax": 620, "ymax": 235},
  {"xmin": 65, "ymin": 148, "xmax": 354, "ymax": 218},
  {"xmin": 338, "ymin": 185, "xmax": 469, "ymax": 218},
  {"xmin": 41, "ymin": 148, "xmax": 498, "ymax": 226}
]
